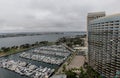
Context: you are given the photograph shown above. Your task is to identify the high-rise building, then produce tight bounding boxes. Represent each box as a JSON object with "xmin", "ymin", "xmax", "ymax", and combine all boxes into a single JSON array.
[
  {"xmin": 87, "ymin": 12, "xmax": 106, "ymax": 26},
  {"xmin": 87, "ymin": 12, "xmax": 106, "ymax": 65},
  {"xmin": 87, "ymin": 13, "xmax": 120, "ymax": 78}
]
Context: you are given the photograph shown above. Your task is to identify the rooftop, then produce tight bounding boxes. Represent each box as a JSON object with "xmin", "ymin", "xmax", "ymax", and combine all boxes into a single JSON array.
[
  {"xmin": 88, "ymin": 11, "xmax": 105, "ymax": 17},
  {"xmin": 89, "ymin": 13, "xmax": 120, "ymax": 24}
]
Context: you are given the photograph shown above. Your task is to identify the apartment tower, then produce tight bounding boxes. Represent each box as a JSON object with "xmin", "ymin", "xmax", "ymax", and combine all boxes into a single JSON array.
[{"xmin": 87, "ymin": 12, "xmax": 120, "ymax": 78}]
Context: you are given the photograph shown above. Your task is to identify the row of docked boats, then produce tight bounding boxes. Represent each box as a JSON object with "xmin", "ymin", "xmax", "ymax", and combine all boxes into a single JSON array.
[
  {"xmin": 0, "ymin": 59, "xmax": 54, "ymax": 78},
  {"xmin": 20, "ymin": 52, "xmax": 65, "ymax": 65},
  {"xmin": 38, "ymin": 45, "xmax": 69, "ymax": 52},
  {"xmin": 20, "ymin": 45, "xmax": 71, "ymax": 65},
  {"xmin": 33, "ymin": 48, "xmax": 70, "ymax": 57}
]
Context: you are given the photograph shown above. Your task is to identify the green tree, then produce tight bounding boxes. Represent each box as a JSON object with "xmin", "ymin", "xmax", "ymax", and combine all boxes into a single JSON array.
[
  {"xmin": 62, "ymin": 64, "xmax": 66, "ymax": 72},
  {"xmin": 65, "ymin": 70, "xmax": 77, "ymax": 78}
]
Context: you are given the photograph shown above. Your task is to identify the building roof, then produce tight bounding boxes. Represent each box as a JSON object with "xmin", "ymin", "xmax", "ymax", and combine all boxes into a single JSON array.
[
  {"xmin": 89, "ymin": 13, "xmax": 120, "ymax": 24},
  {"xmin": 87, "ymin": 12, "xmax": 105, "ymax": 17}
]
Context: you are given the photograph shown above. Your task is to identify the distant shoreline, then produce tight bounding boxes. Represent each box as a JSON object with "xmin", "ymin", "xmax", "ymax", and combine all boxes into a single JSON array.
[
  {"xmin": 0, "ymin": 32, "xmax": 86, "ymax": 38},
  {"xmin": 0, "ymin": 33, "xmax": 63, "ymax": 38}
]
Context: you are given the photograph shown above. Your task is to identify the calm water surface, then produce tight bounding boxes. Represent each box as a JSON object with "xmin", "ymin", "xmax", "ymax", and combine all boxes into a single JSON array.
[{"xmin": 0, "ymin": 32, "xmax": 85, "ymax": 48}]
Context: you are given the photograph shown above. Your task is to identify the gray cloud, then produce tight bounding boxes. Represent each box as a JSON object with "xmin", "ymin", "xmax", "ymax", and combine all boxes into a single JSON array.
[{"xmin": 0, "ymin": 0, "xmax": 120, "ymax": 32}]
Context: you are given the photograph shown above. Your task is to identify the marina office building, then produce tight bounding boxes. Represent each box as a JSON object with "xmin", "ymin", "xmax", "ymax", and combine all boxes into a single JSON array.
[{"xmin": 87, "ymin": 12, "xmax": 120, "ymax": 78}]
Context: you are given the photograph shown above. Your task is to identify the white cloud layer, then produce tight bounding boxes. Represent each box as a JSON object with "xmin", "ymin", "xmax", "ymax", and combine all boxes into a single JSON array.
[{"xmin": 0, "ymin": 0, "xmax": 120, "ymax": 32}]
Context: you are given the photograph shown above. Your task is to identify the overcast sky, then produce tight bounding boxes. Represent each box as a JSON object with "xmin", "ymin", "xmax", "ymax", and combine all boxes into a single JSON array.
[{"xmin": 0, "ymin": 0, "xmax": 120, "ymax": 32}]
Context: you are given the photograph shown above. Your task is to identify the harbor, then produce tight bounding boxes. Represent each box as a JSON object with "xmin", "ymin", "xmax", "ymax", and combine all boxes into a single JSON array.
[
  {"xmin": 0, "ymin": 59, "xmax": 55, "ymax": 78},
  {"xmin": 0, "ymin": 45, "xmax": 71, "ymax": 78},
  {"xmin": 20, "ymin": 45, "xmax": 71, "ymax": 65},
  {"xmin": 20, "ymin": 52, "xmax": 65, "ymax": 65}
]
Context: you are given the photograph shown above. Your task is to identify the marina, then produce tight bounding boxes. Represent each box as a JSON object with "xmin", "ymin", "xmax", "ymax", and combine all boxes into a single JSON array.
[
  {"xmin": 20, "ymin": 45, "xmax": 70, "ymax": 65},
  {"xmin": 33, "ymin": 45, "xmax": 70, "ymax": 57},
  {"xmin": 0, "ymin": 59, "xmax": 55, "ymax": 78},
  {"xmin": 0, "ymin": 45, "xmax": 71, "ymax": 78},
  {"xmin": 20, "ymin": 52, "xmax": 65, "ymax": 65}
]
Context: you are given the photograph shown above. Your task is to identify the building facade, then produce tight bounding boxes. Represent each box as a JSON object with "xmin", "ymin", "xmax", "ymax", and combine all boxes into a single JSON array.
[
  {"xmin": 87, "ymin": 12, "xmax": 106, "ymax": 26},
  {"xmin": 88, "ymin": 13, "xmax": 120, "ymax": 78}
]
